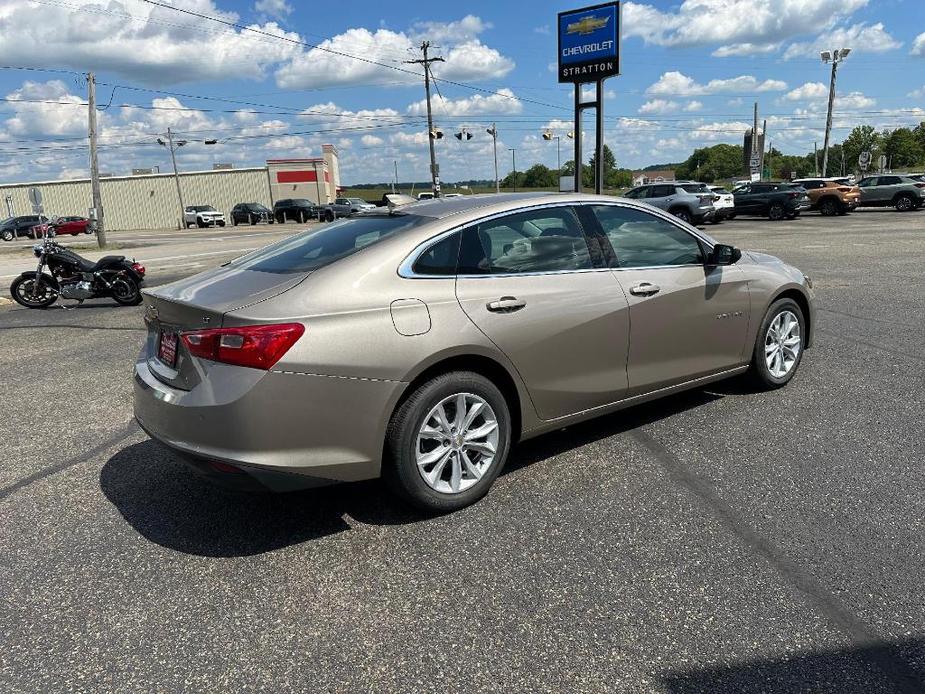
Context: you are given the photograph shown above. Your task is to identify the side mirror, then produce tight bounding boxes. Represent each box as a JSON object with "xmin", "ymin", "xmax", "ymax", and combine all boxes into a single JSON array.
[{"xmin": 709, "ymin": 244, "xmax": 741, "ymax": 266}]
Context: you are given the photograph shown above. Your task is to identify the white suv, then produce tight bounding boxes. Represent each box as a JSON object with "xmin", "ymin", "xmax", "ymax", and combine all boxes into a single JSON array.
[{"xmin": 184, "ymin": 205, "xmax": 226, "ymax": 228}]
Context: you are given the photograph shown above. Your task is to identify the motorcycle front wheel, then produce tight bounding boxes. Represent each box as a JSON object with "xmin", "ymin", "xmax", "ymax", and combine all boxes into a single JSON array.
[{"xmin": 10, "ymin": 273, "xmax": 58, "ymax": 308}]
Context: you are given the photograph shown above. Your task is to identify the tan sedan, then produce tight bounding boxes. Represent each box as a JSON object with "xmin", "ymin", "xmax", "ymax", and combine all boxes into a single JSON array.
[{"xmin": 134, "ymin": 193, "xmax": 814, "ymax": 512}]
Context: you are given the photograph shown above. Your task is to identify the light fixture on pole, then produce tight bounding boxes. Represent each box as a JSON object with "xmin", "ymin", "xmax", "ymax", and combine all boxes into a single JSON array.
[
  {"xmin": 543, "ymin": 130, "xmax": 562, "ymax": 177},
  {"xmin": 820, "ymin": 47, "xmax": 850, "ymax": 177},
  {"xmin": 487, "ymin": 124, "xmax": 500, "ymax": 194},
  {"xmin": 157, "ymin": 127, "xmax": 188, "ymax": 229},
  {"xmin": 454, "ymin": 128, "xmax": 473, "ymax": 141}
]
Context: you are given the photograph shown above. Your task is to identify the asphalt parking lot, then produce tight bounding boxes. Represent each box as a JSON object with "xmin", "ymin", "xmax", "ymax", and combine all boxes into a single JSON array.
[{"xmin": 1, "ymin": 208, "xmax": 923, "ymax": 693}]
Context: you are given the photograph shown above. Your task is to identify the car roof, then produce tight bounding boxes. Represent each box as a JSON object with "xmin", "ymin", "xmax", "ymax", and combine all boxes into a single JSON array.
[{"xmin": 387, "ymin": 192, "xmax": 606, "ymax": 220}]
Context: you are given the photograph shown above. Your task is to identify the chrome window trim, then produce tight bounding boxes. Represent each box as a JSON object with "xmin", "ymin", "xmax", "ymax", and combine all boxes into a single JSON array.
[{"xmin": 397, "ymin": 199, "xmax": 716, "ymax": 279}]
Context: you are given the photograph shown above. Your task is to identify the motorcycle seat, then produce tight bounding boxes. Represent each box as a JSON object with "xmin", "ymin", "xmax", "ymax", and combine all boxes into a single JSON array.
[{"xmin": 76, "ymin": 255, "xmax": 125, "ymax": 272}]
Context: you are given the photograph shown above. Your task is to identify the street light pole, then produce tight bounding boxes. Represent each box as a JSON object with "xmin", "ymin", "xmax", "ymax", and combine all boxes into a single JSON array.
[
  {"xmin": 509, "ymin": 148, "xmax": 517, "ymax": 192},
  {"xmin": 821, "ymin": 48, "xmax": 850, "ymax": 177},
  {"xmin": 86, "ymin": 72, "xmax": 106, "ymax": 248},
  {"xmin": 158, "ymin": 128, "xmax": 187, "ymax": 229},
  {"xmin": 406, "ymin": 42, "xmax": 445, "ymax": 198},
  {"xmin": 487, "ymin": 124, "xmax": 499, "ymax": 194}
]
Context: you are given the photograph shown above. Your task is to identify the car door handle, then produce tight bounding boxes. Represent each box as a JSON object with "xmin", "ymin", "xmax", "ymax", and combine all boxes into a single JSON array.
[
  {"xmin": 629, "ymin": 282, "xmax": 661, "ymax": 297},
  {"xmin": 486, "ymin": 296, "xmax": 526, "ymax": 313}
]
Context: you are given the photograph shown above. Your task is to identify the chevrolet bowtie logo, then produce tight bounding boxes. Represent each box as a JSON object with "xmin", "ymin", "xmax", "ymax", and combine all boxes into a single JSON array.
[{"xmin": 566, "ymin": 15, "xmax": 610, "ymax": 35}]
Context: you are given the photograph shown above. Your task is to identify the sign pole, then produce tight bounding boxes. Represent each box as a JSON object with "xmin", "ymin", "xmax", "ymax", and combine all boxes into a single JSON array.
[
  {"xmin": 595, "ymin": 79, "xmax": 604, "ymax": 194},
  {"xmin": 574, "ymin": 85, "xmax": 582, "ymax": 193}
]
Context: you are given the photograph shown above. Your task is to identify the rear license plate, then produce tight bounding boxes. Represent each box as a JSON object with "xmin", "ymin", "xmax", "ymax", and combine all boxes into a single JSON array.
[{"xmin": 158, "ymin": 331, "xmax": 178, "ymax": 367}]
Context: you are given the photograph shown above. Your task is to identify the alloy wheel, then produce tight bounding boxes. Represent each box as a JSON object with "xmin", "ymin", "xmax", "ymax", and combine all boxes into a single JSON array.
[
  {"xmin": 415, "ymin": 392, "xmax": 499, "ymax": 494},
  {"xmin": 765, "ymin": 310, "xmax": 801, "ymax": 378}
]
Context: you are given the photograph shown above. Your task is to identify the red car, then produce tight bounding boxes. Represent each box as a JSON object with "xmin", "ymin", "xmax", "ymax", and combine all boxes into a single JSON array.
[{"xmin": 31, "ymin": 216, "xmax": 93, "ymax": 237}]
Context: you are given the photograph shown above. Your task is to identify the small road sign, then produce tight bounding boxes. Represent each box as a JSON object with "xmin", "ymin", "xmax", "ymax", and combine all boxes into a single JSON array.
[
  {"xmin": 877, "ymin": 154, "xmax": 888, "ymax": 171},
  {"xmin": 858, "ymin": 151, "xmax": 871, "ymax": 170},
  {"xmin": 27, "ymin": 187, "xmax": 42, "ymax": 206}
]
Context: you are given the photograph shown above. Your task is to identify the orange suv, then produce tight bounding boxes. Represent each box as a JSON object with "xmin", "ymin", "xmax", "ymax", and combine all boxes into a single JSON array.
[{"xmin": 792, "ymin": 178, "xmax": 860, "ymax": 216}]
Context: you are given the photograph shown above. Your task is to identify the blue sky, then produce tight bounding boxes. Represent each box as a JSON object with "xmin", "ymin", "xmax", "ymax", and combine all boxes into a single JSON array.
[{"xmin": 0, "ymin": 0, "xmax": 923, "ymax": 185}]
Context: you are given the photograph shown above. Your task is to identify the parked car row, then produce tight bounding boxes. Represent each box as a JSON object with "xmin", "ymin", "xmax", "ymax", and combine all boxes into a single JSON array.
[
  {"xmin": 622, "ymin": 174, "xmax": 924, "ymax": 224},
  {"xmin": 1, "ymin": 214, "xmax": 93, "ymax": 241}
]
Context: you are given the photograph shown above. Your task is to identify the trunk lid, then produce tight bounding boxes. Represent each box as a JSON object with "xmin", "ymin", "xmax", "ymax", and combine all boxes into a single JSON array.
[{"xmin": 141, "ymin": 266, "xmax": 308, "ymax": 390}]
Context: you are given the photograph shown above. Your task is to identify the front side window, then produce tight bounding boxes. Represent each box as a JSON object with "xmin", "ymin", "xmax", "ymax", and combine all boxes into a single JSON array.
[
  {"xmin": 880, "ymin": 176, "xmax": 901, "ymax": 185},
  {"xmin": 458, "ymin": 207, "xmax": 592, "ymax": 275},
  {"xmin": 647, "ymin": 185, "xmax": 674, "ymax": 198},
  {"xmin": 590, "ymin": 205, "xmax": 704, "ymax": 269},
  {"xmin": 232, "ymin": 214, "xmax": 434, "ymax": 274},
  {"xmin": 623, "ymin": 187, "xmax": 646, "ymax": 199}
]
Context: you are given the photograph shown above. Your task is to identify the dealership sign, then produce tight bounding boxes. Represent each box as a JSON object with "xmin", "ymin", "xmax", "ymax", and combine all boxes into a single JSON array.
[{"xmin": 557, "ymin": 2, "xmax": 621, "ymax": 83}]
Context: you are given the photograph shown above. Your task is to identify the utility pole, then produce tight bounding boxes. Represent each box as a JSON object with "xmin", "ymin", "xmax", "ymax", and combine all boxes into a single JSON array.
[
  {"xmin": 393, "ymin": 160, "xmax": 398, "ymax": 194},
  {"xmin": 821, "ymin": 48, "xmax": 851, "ymax": 177},
  {"xmin": 814, "ymin": 142, "xmax": 819, "ymax": 176},
  {"xmin": 158, "ymin": 127, "xmax": 187, "ymax": 228},
  {"xmin": 86, "ymin": 72, "xmax": 106, "ymax": 248},
  {"xmin": 487, "ymin": 124, "xmax": 499, "ymax": 193},
  {"xmin": 406, "ymin": 42, "xmax": 444, "ymax": 198}
]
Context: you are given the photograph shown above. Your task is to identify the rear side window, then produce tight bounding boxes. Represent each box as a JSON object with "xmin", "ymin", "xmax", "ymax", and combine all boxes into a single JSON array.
[
  {"xmin": 590, "ymin": 205, "xmax": 704, "ymax": 268},
  {"xmin": 458, "ymin": 207, "xmax": 592, "ymax": 275},
  {"xmin": 648, "ymin": 185, "xmax": 674, "ymax": 198},
  {"xmin": 232, "ymin": 214, "xmax": 434, "ymax": 274},
  {"xmin": 880, "ymin": 176, "xmax": 901, "ymax": 185},
  {"xmin": 412, "ymin": 232, "xmax": 461, "ymax": 276},
  {"xmin": 678, "ymin": 184, "xmax": 708, "ymax": 193}
]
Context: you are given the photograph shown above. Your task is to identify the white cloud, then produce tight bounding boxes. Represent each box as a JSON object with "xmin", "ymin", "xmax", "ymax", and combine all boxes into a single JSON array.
[
  {"xmin": 639, "ymin": 99, "xmax": 678, "ymax": 115},
  {"xmin": 407, "ymin": 89, "xmax": 522, "ymax": 117},
  {"xmin": 623, "ymin": 0, "xmax": 868, "ymax": 48},
  {"xmin": 909, "ymin": 86, "xmax": 925, "ymax": 99},
  {"xmin": 409, "ymin": 15, "xmax": 491, "ymax": 43},
  {"xmin": 783, "ymin": 23, "xmax": 902, "ymax": 60},
  {"xmin": 276, "ymin": 25, "xmax": 513, "ymax": 88},
  {"xmin": 534, "ymin": 25, "xmax": 551, "ymax": 35},
  {"xmin": 3, "ymin": 80, "xmax": 86, "ymax": 136},
  {"xmin": 0, "ymin": 0, "xmax": 302, "ymax": 84},
  {"xmin": 254, "ymin": 0, "xmax": 292, "ymax": 19},
  {"xmin": 646, "ymin": 71, "xmax": 787, "ymax": 96},
  {"xmin": 783, "ymin": 82, "xmax": 829, "ymax": 101},
  {"xmin": 361, "ymin": 135, "xmax": 384, "ymax": 146},
  {"xmin": 683, "ymin": 100, "xmax": 703, "ymax": 112},
  {"xmin": 837, "ymin": 92, "xmax": 875, "ymax": 110},
  {"xmin": 912, "ymin": 32, "xmax": 925, "ymax": 56},
  {"xmin": 713, "ymin": 42, "xmax": 781, "ymax": 57},
  {"xmin": 297, "ymin": 102, "xmax": 403, "ymax": 130}
]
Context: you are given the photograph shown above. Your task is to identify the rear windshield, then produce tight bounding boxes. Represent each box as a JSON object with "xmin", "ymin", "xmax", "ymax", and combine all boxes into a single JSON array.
[
  {"xmin": 230, "ymin": 214, "xmax": 434, "ymax": 274},
  {"xmin": 679, "ymin": 184, "xmax": 709, "ymax": 193}
]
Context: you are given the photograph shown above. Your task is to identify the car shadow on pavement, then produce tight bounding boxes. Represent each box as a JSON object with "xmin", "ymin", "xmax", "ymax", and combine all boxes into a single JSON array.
[
  {"xmin": 658, "ymin": 636, "xmax": 925, "ymax": 693},
  {"xmin": 101, "ymin": 385, "xmax": 730, "ymax": 558},
  {"xmin": 99, "ymin": 441, "xmax": 421, "ymax": 558}
]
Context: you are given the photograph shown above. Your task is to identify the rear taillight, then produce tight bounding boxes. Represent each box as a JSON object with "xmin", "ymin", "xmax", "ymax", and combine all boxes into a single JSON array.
[
  {"xmin": 131, "ymin": 262, "xmax": 146, "ymax": 276},
  {"xmin": 180, "ymin": 323, "xmax": 305, "ymax": 370},
  {"xmin": 713, "ymin": 195, "xmax": 721, "ymax": 202},
  {"xmin": 788, "ymin": 192, "xmax": 799, "ymax": 198},
  {"xmin": 914, "ymin": 183, "xmax": 925, "ymax": 189}
]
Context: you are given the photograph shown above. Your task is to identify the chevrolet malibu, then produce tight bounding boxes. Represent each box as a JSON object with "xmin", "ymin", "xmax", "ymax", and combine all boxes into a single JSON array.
[{"xmin": 134, "ymin": 193, "xmax": 814, "ymax": 512}]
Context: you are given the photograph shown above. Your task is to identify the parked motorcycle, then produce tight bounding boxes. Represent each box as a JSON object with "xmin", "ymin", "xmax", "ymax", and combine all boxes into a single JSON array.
[{"xmin": 9, "ymin": 224, "xmax": 146, "ymax": 309}]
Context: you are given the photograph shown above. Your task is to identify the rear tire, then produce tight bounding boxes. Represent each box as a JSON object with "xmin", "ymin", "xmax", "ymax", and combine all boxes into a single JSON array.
[
  {"xmin": 111, "ymin": 275, "xmax": 142, "ymax": 306},
  {"xmin": 385, "ymin": 371, "xmax": 511, "ymax": 513},
  {"xmin": 895, "ymin": 194, "xmax": 914, "ymax": 212},
  {"xmin": 820, "ymin": 198, "xmax": 838, "ymax": 216},
  {"xmin": 670, "ymin": 208, "xmax": 692, "ymax": 224},
  {"xmin": 749, "ymin": 298, "xmax": 806, "ymax": 389},
  {"xmin": 768, "ymin": 203, "xmax": 785, "ymax": 221}
]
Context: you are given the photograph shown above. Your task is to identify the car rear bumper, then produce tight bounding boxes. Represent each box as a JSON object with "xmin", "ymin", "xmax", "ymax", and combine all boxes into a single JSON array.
[{"xmin": 133, "ymin": 354, "xmax": 405, "ymax": 487}]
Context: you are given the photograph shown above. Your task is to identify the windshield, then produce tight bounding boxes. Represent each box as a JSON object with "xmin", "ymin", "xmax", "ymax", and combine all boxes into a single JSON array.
[
  {"xmin": 191, "ymin": 205, "xmax": 215, "ymax": 212},
  {"xmin": 292, "ymin": 199, "xmax": 314, "ymax": 207},
  {"xmin": 348, "ymin": 198, "xmax": 367, "ymax": 205},
  {"xmin": 230, "ymin": 213, "xmax": 434, "ymax": 274}
]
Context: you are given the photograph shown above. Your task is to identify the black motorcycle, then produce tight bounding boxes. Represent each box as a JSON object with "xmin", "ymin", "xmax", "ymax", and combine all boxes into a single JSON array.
[{"xmin": 9, "ymin": 224, "xmax": 146, "ymax": 309}]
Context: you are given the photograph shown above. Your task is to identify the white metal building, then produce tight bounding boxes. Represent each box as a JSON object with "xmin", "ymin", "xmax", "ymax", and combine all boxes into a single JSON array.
[{"xmin": 0, "ymin": 145, "xmax": 341, "ymax": 231}]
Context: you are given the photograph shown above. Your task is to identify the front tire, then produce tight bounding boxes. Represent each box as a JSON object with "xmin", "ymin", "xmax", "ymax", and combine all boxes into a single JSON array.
[
  {"xmin": 10, "ymin": 273, "xmax": 58, "ymax": 308},
  {"xmin": 385, "ymin": 372, "xmax": 512, "ymax": 513},
  {"xmin": 749, "ymin": 298, "xmax": 806, "ymax": 389},
  {"xmin": 1, "ymin": 229, "xmax": 13, "ymax": 242}
]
